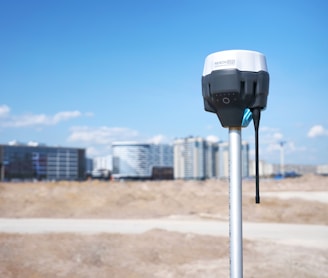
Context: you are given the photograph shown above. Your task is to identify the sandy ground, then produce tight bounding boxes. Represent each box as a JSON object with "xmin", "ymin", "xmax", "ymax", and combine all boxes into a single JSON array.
[
  {"xmin": 1, "ymin": 218, "xmax": 327, "ymax": 250},
  {"xmin": 0, "ymin": 174, "xmax": 327, "ymax": 277}
]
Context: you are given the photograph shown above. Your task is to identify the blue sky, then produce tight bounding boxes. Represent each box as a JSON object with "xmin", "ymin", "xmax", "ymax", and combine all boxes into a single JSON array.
[{"xmin": 0, "ymin": 0, "xmax": 327, "ymax": 165}]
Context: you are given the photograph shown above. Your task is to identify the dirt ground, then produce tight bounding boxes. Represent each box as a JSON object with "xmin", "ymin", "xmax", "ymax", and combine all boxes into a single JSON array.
[{"xmin": 0, "ymin": 174, "xmax": 327, "ymax": 277}]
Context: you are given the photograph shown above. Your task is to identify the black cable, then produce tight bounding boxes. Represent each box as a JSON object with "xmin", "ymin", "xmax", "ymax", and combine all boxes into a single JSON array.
[{"xmin": 252, "ymin": 108, "xmax": 261, "ymax": 204}]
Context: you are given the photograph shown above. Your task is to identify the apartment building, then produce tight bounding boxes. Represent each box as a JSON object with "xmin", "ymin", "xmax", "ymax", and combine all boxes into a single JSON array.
[
  {"xmin": 0, "ymin": 143, "xmax": 86, "ymax": 181},
  {"xmin": 174, "ymin": 137, "xmax": 249, "ymax": 179},
  {"xmin": 218, "ymin": 141, "xmax": 249, "ymax": 178},
  {"xmin": 112, "ymin": 142, "xmax": 173, "ymax": 179},
  {"xmin": 174, "ymin": 137, "xmax": 220, "ymax": 180}
]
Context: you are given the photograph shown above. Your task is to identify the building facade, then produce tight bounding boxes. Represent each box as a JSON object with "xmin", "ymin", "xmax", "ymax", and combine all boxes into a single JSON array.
[
  {"xmin": 249, "ymin": 160, "xmax": 274, "ymax": 177},
  {"xmin": 93, "ymin": 155, "xmax": 112, "ymax": 171},
  {"xmin": 112, "ymin": 142, "xmax": 173, "ymax": 179},
  {"xmin": 204, "ymin": 141, "xmax": 220, "ymax": 179},
  {"xmin": 174, "ymin": 137, "xmax": 249, "ymax": 180},
  {"xmin": 0, "ymin": 143, "xmax": 86, "ymax": 181},
  {"xmin": 218, "ymin": 141, "xmax": 249, "ymax": 178},
  {"xmin": 218, "ymin": 142, "xmax": 229, "ymax": 178},
  {"xmin": 241, "ymin": 141, "xmax": 249, "ymax": 178},
  {"xmin": 174, "ymin": 137, "xmax": 220, "ymax": 180}
]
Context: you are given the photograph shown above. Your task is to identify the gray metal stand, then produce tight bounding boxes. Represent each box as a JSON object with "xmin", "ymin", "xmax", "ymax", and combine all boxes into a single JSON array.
[{"xmin": 229, "ymin": 127, "xmax": 243, "ymax": 278}]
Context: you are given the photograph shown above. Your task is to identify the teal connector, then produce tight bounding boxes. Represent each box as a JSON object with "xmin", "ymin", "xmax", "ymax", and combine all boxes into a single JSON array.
[{"xmin": 241, "ymin": 108, "xmax": 252, "ymax": 127}]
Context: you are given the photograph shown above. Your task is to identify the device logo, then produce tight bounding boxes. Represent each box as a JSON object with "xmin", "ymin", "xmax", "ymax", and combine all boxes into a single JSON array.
[{"xmin": 214, "ymin": 59, "xmax": 235, "ymax": 68}]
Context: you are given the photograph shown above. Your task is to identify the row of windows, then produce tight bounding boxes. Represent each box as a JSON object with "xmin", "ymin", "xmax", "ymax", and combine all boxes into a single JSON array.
[
  {"xmin": 47, "ymin": 175, "xmax": 78, "ymax": 179},
  {"xmin": 47, "ymin": 161, "xmax": 78, "ymax": 165},
  {"xmin": 47, "ymin": 165, "xmax": 78, "ymax": 169}
]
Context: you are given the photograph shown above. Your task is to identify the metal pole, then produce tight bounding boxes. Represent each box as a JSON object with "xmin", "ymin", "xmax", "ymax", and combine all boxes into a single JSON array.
[{"xmin": 229, "ymin": 127, "xmax": 243, "ymax": 278}]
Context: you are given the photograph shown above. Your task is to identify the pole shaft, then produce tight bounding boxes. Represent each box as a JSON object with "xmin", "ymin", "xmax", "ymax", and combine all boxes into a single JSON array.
[{"xmin": 229, "ymin": 127, "xmax": 243, "ymax": 278}]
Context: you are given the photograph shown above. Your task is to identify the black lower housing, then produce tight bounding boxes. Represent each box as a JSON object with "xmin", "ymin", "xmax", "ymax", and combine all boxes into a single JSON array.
[{"xmin": 202, "ymin": 69, "xmax": 269, "ymax": 127}]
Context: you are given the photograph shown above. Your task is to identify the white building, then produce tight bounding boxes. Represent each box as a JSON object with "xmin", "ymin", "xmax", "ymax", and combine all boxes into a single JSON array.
[
  {"xmin": 150, "ymin": 144, "xmax": 173, "ymax": 167},
  {"xmin": 174, "ymin": 137, "xmax": 219, "ymax": 180},
  {"xmin": 241, "ymin": 141, "xmax": 249, "ymax": 178},
  {"xmin": 249, "ymin": 160, "xmax": 274, "ymax": 177},
  {"xmin": 93, "ymin": 155, "xmax": 112, "ymax": 171},
  {"xmin": 218, "ymin": 142, "xmax": 229, "ymax": 179},
  {"xmin": 316, "ymin": 164, "xmax": 328, "ymax": 176},
  {"xmin": 204, "ymin": 141, "xmax": 220, "ymax": 179},
  {"xmin": 112, "ymin": 142, "xmax": 173, "ymax": 179},
  {"xmin": 217, "ymin": 141, "xmax": 249, "ymax": 178}
]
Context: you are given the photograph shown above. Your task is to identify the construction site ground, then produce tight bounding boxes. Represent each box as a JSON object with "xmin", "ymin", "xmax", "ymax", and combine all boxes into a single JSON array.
[{"xmin": 0, "ymin": 174, "xmax": 327, "ymax": 277}]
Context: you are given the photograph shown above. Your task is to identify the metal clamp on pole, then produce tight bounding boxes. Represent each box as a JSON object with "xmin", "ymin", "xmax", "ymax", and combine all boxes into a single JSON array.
[{"xmin": 201, "ymin": 50, "xmax": 270, "ymax": 277}]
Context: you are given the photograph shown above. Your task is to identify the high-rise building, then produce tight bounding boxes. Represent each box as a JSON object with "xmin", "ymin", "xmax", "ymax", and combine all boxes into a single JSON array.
[
  {"xmin": 205, "ymin": 141, "xmax": 220, "ymax": 178},
  {"xmin": 0, "ymin": 143, "xmax": 85, "ymax": 181},
  {"xmin": 218, "ymin": 141, "xmax": 249, "ymax": 178},
  {"xmin": 218, "ymin": 141, "xmax": 229, "ymax": 179},
  {"xmin": 174, "ymin": 137, "xmax": 249, "ymax": 180},
  {"xmin": 241, "ymin": 141, "xmax": 249, "ymax": 178},
  {"xmin": 112, "ymin": 142, "xmax": 173, "ymax": 179},
  {"xmin": 174, "ymin": 137, "xmax": 219, "ymax": 180}
]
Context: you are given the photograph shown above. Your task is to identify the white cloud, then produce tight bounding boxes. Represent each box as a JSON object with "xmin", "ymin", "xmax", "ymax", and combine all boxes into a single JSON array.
[
  {"xmin": 68, "ymin": 126, "xmax": 140, "ymax": 145},
  {"xmin": 260, "ymin": 126, "xmax": 279, "ymax": 132},
  {"xmin": 52, "ymin": 111, "xmax": 82, "ymax": 124},
  {"xmin": 286, "ymin": 141, "xmax": 307, "ymax": 153},
  {"xmin": 265, "ymin": 140, "xmax": 306, "ymax": 155},
  {"xmin": 0, "ymin": 104, "xmax": 88, "ymax": 127},
  {"xmin": 273, "ymin": 132, "xmax": 283, "ymax": 141},
  {"xmin": 307, "ymin": 125, "xmax": 328, "ymax": 138},
  {"xmin": 69, "ymin": 128, "xmax": 176, "ymax": 157},
  {"xmin": 10, "ymin": 114, "xmax": 49, "ymax": 127},
  {"xmin": 206, "ymin": 135, "xmax": 219, "ymax": 143},
  {"xmin": 86, "ymin": 146, "xmax": 102, "ymax": 157},
  {"xmin": 259, "ymin": 126, "xmax": 284, "ymax": 146},
  {"xmin": 248, "ymin": 126, "xmax": 307, "ymax": 163},
  {"xmin": 205, "ymin": 124, "xmax": 215, "ymax": 130},
  {"xmin": 0, "ymin": 105, "xmax": 10, "ymax": 117},
  {"xmin": 147, "ymin": 134, "xmax": 170, "ymax": 144},
  {"xmin": 86, "ymin": 144, "xmax": 113, "ymax": 158},
  {"xmin": 265, "ymin": 142, "xmax": 281, "ymax": 153}
]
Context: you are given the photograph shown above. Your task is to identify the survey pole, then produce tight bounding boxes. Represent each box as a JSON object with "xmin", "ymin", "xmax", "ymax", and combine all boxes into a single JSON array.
[
  {"xmin": 229, "ymin": 127, "xmax": 243, "ymax": 278},
  {"xmin": 202, "ymin": 50, "xmax": 270, "ymax": 277}
]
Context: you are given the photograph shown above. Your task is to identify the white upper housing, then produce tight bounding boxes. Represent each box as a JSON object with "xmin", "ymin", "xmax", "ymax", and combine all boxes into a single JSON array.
[{"xmin": 202, "ymin": 50, "xmax": 268, "ymax": 76}]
